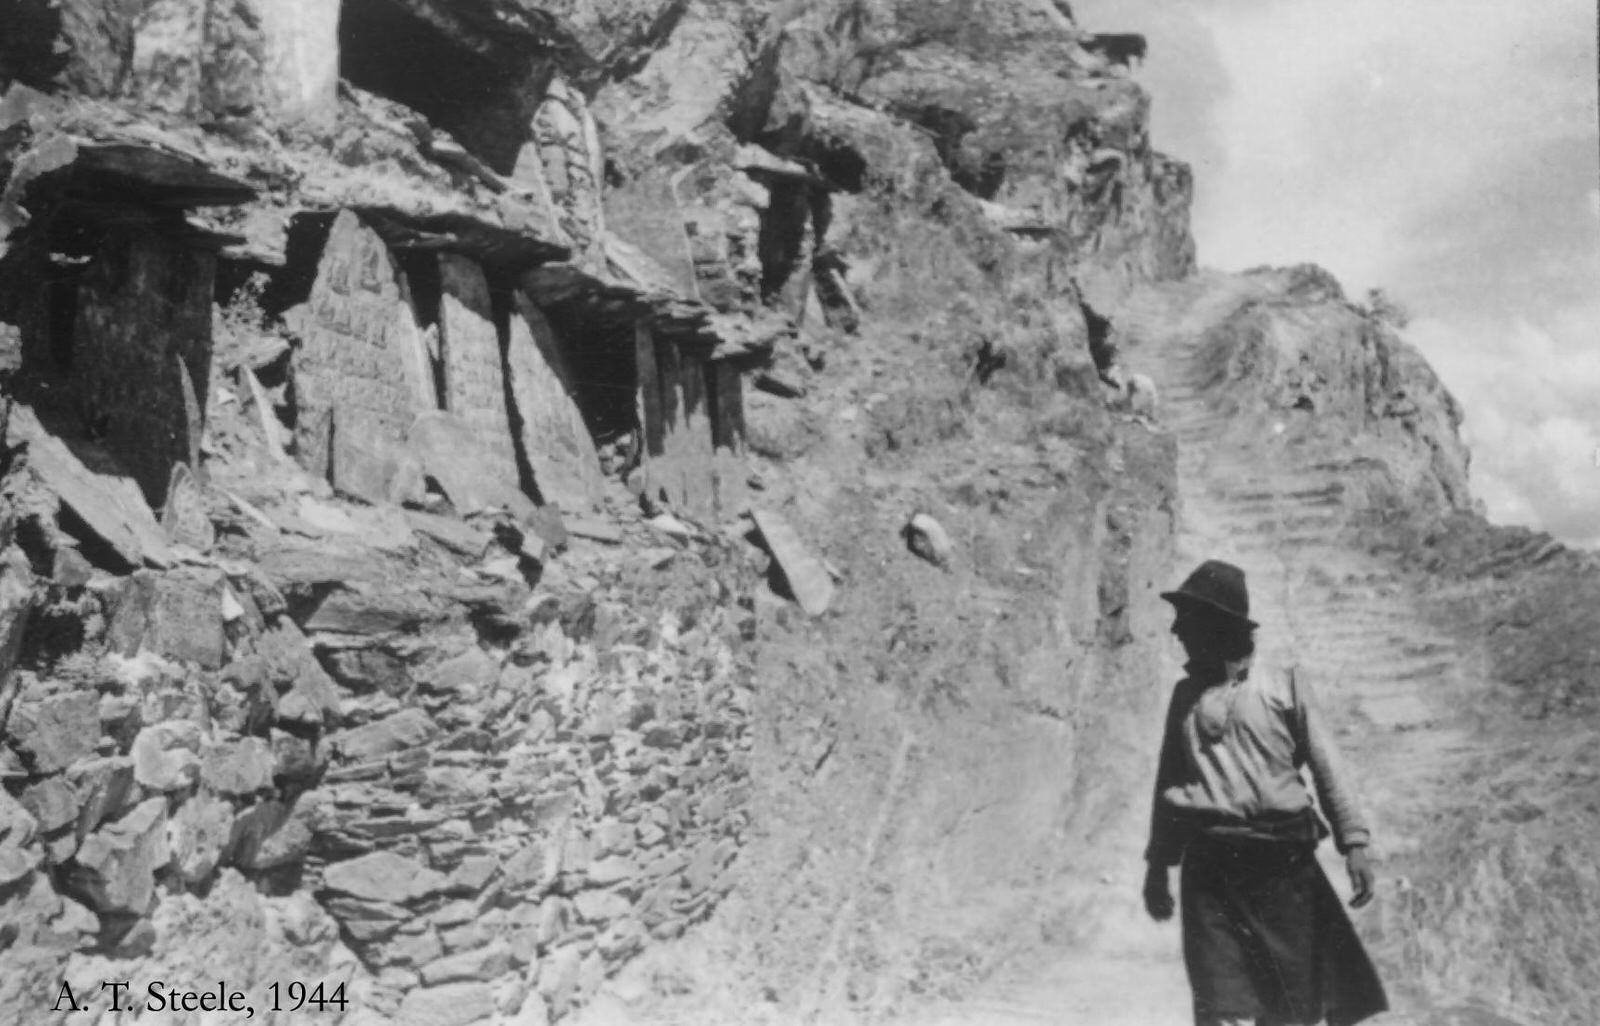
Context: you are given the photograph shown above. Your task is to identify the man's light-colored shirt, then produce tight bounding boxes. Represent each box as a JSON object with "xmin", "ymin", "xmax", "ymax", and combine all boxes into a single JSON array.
[{"xmin": 1146, "ymin": 659, "xmax": 1371, "ymax": 865}]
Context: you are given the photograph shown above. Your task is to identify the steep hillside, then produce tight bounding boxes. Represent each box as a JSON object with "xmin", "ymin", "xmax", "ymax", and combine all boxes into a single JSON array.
[{"xmin": 4, "ymin": 3, "xmax": 1594, "ymax": 1026}]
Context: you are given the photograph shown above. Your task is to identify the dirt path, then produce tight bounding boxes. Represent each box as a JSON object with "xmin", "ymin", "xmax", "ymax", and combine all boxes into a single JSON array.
[{"xmin": 921, "ymin": 275, "xmax": 1487, "ymax": 1026}]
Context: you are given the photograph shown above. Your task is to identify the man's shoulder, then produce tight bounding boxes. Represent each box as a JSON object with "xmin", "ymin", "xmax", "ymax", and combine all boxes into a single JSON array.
[{"xmin": 1247, "ymin": 660, "xmax": 1304, "ymax": 706}]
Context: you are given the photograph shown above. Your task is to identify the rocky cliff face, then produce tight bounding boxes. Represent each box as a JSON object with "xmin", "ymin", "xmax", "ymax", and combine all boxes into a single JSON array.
[
  {"xmin": 6, "ymin": 2, "xmax": 1587, "ymax": 1026},
  {"xmin": 0, "ymin": 1, "xmax": 1193, "ymax": 1024}
]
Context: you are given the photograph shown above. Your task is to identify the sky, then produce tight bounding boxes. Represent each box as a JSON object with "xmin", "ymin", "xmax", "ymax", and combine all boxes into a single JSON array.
[{"xmin": 1078, "ymin": 0, "xmax": 1600, "ymax": 546}]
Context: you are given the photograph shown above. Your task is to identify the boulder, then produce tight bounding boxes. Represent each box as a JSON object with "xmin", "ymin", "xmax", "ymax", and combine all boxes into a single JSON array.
[
  {"xmin": 106, "ymin": 568, "xmax": 228, "ymax": 669},
  {"xmin": 6, "ymin": 403, "xmax": 173, "ymax": 570},
  {"xmin": 448, "ymin": 855, "xmax": 499, "ymax": 895},
  {"xmin": 418, "ymin": 941, "xmax": 512, "ymax": 985},
  {"xmin": 425, "ymin": 647, "xmax": 497, "ymax": 697},
  {"xmin": 331, "ymin": 708, "xmax": 439, "ymax": 762},
  {"xmin": 0, "ymin": 789, "xmax": 38, "ymax": 850},
  {"xmin": 252, "ymin": 622, "xmax": 341, "ymax": 726},
  {"xmin": 380, "ymin": 928, "xmax": 445, "ymax": 969},
  {"xmin": 166, "ymin": 791, "xmax": 233, "ymax": 886},
  {"xmin": 66, "ymin": 797, "xmax": 169, "ymax": 915},
  {"xmin": 19, "ymin": 776, "xmax": 80, "ymax": 833},
  {"xmin": 320, "ymin": 894, "xmax": 410, "ymax": 943},
  {"xmin": 298, "ymin": 584, "xmax": 437, "ymax": 636},
  {"xmin": 403, "ymin": 511, "xmax": 492, "ymax": 560},
  {"xmin": 269, "ymin": 729, "xmax": 325, "ymax": 785},
  {"xmin": 200, "ymin": 737, "xmax": 275, "ymax": 797},
  {"xmin": 67, "ymin": 757, "xmax": 138, "ymax": 839},
  {"xmin": 9, "ymin": 691, "xmax": 100, "ymax": 774},
  {"xmin": 0, "ymin": 841, "xmax": 40, "ymax": 888},
  {"xmin": 323, "ymin": 646, "xmax": 413, "ymax": 695},
  {"xmin": 903, "ymin": 512, "xmax": 955, "ymax": 569},
  {"xmin": 750, "ymin": 510, "xmax": 834, "ymax": 616},
  {"xmin": 585, "ymin": 855, "xmax": 638, "ymax": 887},
  {"xmin": 230, "ymin": 796, "xmax": 314, "ymax": 872},
  {"xmin": 573, "ymin": 888, "xmax": 631, "ymax": 923},
  {"xmin": 322, "ymin": 850, "xmax": 450, "ymax": 905},
  {"xmin": 535, "ymin": 944, "xmax": 583, "ymax": 1018},
  {"xmin": 131, "ymin": 721, "xmax": 202, "ymax": 792}
]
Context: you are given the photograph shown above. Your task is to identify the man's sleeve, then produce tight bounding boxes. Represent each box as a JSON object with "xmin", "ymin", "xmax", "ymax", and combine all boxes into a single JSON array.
[
  {"xmin": 1145, "ymin": 684, "xmax": 1190, "ymax": 866},
  {"xmin": 1290, "ymin": 669, "xmax": 1371, "ymax": 853}
]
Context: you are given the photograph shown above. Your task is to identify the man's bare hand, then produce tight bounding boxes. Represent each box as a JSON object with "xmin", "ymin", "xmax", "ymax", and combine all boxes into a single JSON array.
[
  {"xmin": 1346, "ymin": 846, "xmax": 1375, "ymax": 909},
  {"xmin": 1143, "ymin": 863, "xmax": 1174, "ymax": 921}
]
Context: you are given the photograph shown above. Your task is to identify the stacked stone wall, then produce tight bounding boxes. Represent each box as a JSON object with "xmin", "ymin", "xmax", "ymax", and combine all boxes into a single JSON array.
[{"xmin": 0, "ymin": 525, "xmax": 755, "ymax": 1025}]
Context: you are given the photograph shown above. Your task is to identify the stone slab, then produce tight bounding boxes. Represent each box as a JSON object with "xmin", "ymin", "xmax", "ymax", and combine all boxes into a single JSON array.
[
  {"xmin": 7, "ymin": 406, "xmax": 173, "ymax": 569},
  {"xmin": 635, "ymin": 324, "xmax": 746, "ymax": 520},
  {"xmin": 72, "ymin": 226, "xmax": 214, "ymax": 508},
  {"xmin": 407, "ymin": 411, "xmax": 538, "ymax": 518},
  {"xmin": 506, "ymin": 294, "xmax": 603, "ymax": 512},
  {"xmin": 67, "ymin": 797, "xmax": 169, "ymax": 915},
  {"xmin": 8, "ymin": 691, "xmax": 99, "ymax": 775},
  {"xmin": 323, "ymin": 850, "xmax": 450, "ymax": 905},
  {"xmin": 288, "ymin": 211, "xmax": 436, "ymax": 490},
  {"xmin": 750, "ymin": 509, "xmax": 833, "ymax": 616},
  {"xmin": 438, "ymin": 253, "xmax": 520, "ymax": 490},
  {"xmin": 106, "ymin": 568, "xmax": 227, "ymax": 669}
]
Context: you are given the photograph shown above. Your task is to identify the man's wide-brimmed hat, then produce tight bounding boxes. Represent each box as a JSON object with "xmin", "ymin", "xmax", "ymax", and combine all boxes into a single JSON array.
[{"xmin": 1161, "ymin": 559, "xmax": 1258, "ymax": 628}]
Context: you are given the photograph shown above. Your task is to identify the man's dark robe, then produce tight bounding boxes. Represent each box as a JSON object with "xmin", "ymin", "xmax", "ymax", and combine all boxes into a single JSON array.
[{"xmin": 1182, "ymin": 833, "xmax": 1389, "ymax": 1026}]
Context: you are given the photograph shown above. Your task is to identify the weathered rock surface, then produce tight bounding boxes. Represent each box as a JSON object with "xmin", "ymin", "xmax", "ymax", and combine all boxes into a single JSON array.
[
  {"xmin": 66, "ymin": 797, "xmax": 169, "ymax": 915},
  {"xmin": 107, "ymin": 568, "xmax": 228, "ymax": 669},
  {"xmin": 131, "ymin": 720, "xmax": 203, "ymax": 792},
  {"xmin": 286, "ymin": 210, "xmax": 436, "ymax": 496},
  {"xmin": 323, "ymin": 850, "xmax": 450, "ymax": 905},
  {"xmin": 506, "ymin": 294, "xmax": 605, "ymax": 513},
  {"xmin": 750, "ymin": 509, "xmax": 834, "ymax": 616},
  {"xmin": 5, "ymin": 406, "xmax": 174, "ymax": 570},
  {"xmin": 9, "ymin": 690, "xmax": 100, "ymax": 774}
]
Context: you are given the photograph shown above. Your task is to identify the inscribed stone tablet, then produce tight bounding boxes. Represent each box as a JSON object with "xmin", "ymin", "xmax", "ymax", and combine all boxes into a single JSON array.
[
  {"xmin": 506, "ymin": 294, "xmax": 602, "ymax": 512},
  {"xmin": 72, "ymin": 227, "xmax": 213, "ymax": 507},
  {"xmin": 635, "ymin": 322, "xmax": 727, "ymax": 520},
  {"xmin": 287, "ymin": 211, "xmax": 434, "ymax": 488},
  {"xmin": 439, "ymin": 254, "xmax": 521, "ymax": 493}
]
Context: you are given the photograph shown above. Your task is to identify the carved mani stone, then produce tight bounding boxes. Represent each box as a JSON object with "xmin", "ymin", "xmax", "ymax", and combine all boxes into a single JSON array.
[
  {"xmin": 506, "ymin": 295, "xmax": 603, "ymax": 513},
  {"xmin": 72, "ymin": 227, "xmax": 215, "ymax": 507},
  {"xmin": 439, "ymin": 254, "xmax": 522, "ymax": 495},
  {"xmin": 634, "ymin": 322, "xmax": 745, "ymax": 521},
  {"xmin": 531, "ymin": 77, "xmax": 606, "ymax": 252},
  {"xmin": 287, "ymin": 211, "xmax": 435, "ymax": 497}
]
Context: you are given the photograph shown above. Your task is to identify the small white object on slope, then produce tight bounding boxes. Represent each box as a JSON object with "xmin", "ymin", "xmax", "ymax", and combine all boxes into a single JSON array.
[{"xmin": 905, "ymin": 512, "xmax": 954, "ymax": 569}]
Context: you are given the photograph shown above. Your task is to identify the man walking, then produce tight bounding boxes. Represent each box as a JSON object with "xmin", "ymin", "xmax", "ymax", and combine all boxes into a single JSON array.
[{"xmin": 1144, "ymin": 560, "xmax": 1388, "ymax": 1026}]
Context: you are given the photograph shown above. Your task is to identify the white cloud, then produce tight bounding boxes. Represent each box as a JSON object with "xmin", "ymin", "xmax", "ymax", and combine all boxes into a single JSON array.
[
  {"xmin": 1079, "ymin": 0, "xmax": 1600, "ymax": 545},
  {"xmin": 1408, "ymin": 316, "xmax": 1600, "ymax": 544}
]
